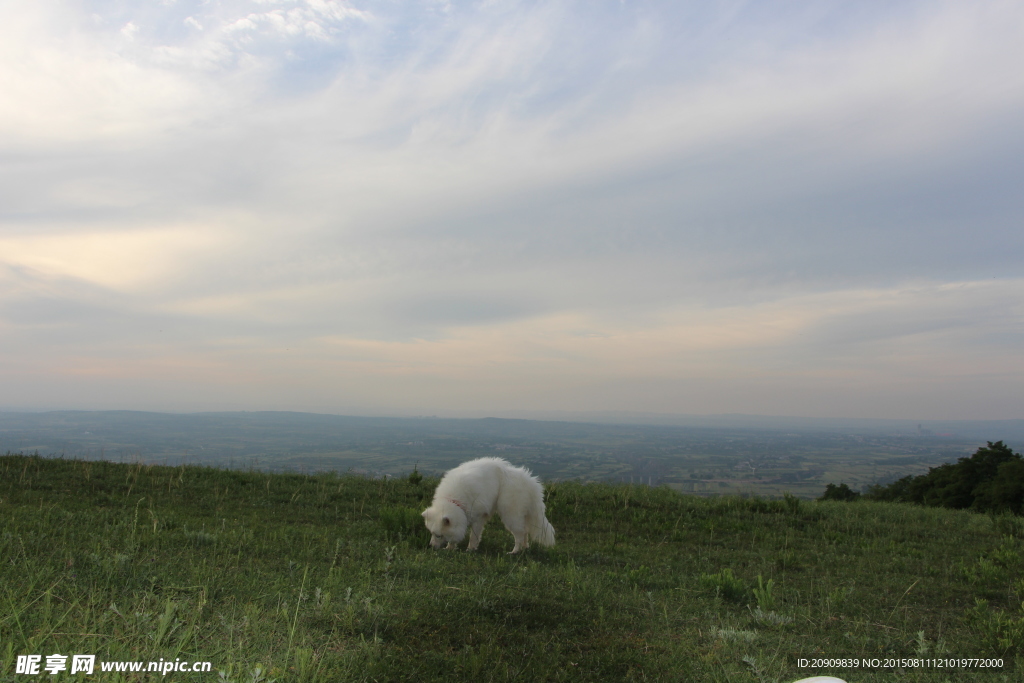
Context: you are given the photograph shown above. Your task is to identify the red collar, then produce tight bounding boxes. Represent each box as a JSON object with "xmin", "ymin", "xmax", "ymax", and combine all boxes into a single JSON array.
[{"xmin": 446, "ymin": 497, "xmax": 468, "ymax": 514}]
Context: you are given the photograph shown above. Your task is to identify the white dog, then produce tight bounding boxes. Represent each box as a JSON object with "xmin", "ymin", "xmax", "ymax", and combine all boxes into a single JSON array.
[{"xmin": 422, "ymin": 457, "xmax": 555, "ymax": 554}]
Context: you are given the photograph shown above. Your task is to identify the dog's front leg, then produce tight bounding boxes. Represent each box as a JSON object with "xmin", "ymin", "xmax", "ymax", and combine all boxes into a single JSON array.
[{"xmin": 468, "ymin": 518, "xmax": 486, "ymax": 550}]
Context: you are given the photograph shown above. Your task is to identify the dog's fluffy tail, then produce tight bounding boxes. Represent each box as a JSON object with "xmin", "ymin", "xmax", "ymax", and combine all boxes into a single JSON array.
[
  {"xmin": 532, "ymin": 516, "xmax": 556, "ymax": 547},
  {"xmin": 527, "ymin": 475, "xmax": 556, "ymax": 547}
]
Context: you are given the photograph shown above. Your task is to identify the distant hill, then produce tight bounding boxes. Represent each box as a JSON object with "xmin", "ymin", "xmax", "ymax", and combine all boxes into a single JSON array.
[{"xmin": 460, "ymin": 409, "xmax": 1024, "ymax": 440}]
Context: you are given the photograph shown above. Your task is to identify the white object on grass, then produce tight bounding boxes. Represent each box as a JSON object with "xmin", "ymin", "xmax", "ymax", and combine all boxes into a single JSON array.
[{"xmin": 422, "ymin": 457, "xmax": 555, "ymax": 553}]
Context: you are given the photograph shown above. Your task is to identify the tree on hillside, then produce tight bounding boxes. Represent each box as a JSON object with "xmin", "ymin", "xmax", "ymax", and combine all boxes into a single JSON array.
[
  {"xmin": 866, "ymin": 474, "xmax": 914, "ymax": 502},
  {"xmin": 819, "ymin": 482, "xmax": 860, "ymax": 502},
  {"xmin": 972, "ymin": 458, "xmax": 1024, "ymax": 515},
  {"xmin": 866, "ymin": 441, "xmax": 1023, "ymax": 513}
]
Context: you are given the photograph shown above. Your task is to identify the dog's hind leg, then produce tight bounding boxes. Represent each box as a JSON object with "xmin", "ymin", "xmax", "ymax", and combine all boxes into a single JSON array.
[
  {"xmin": 509, "ymin": 529, "xmax": 530, "ymax": 554},
  {"xmin": 505, "ymin": 518, "xmax": 530, "ymax": 554}
]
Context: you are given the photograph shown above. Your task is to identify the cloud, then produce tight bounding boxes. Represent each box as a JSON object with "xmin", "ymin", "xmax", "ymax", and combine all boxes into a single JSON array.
[
  {"xmin": 0, "ymin": 227, "xmax": 230, "ymax": 290},
  {"xmin": 1, "ymin": 0, "xmax": 1023, "ymax": 417},
  {"xmin": 0, "ymin": 6, "xmax": 202, "ymax": 144},
  {"xmin": 120, "ymin": 21, "xmax": 140, "ymax": 39}
]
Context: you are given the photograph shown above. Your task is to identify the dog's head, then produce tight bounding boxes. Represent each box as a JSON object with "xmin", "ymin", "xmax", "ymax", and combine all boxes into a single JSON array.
[{"xmin": 422, "ymin": 503, "xmax": 466, "ymax": 549}]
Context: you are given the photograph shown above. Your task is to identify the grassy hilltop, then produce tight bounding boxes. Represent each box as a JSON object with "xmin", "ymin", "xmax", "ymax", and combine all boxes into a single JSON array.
[{"xmin": 2, "ymin": 454, "xmax": 1023, "ymax": 682}]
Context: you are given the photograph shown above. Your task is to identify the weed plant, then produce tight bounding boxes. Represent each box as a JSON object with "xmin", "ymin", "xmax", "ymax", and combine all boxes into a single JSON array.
[{"xmin": 1, "ymin": 453, "xmax": 1022, "ymax": 681}]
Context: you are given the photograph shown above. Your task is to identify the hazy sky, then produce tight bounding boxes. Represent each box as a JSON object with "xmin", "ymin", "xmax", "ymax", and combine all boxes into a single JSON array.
[{"xmin": 1, "ymin": 0, "xmax": 1022, "ymax": 419}]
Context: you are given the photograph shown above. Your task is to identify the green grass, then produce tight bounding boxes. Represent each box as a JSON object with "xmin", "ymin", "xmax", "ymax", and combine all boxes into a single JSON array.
[{"xmin": 1, "ymin": 453, "xmax": 1022, "ymax": 682}]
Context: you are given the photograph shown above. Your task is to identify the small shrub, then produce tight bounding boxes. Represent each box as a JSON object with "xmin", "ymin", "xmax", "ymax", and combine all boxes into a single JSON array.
[
  {"xmin": 969, "ymin": 599, "xmax": 1024, "ymax": 655},
  {"xmin": 700, "ymin": 568, "xmax": 747, "ymax": 602},
  {"xmin": 407, "ymin": 466, "xmax": 423, "ymax": 486},
  {"xmin": 752, "ymin": 574, "xmax": 775, "ymax": 611},
  {"xmin": 989, "ymin": 537, "xmax": 1021, "ymax": 568},
  {"xmin": 961, "ymin": 557, "xmax": 1007, "ymax": 587}
]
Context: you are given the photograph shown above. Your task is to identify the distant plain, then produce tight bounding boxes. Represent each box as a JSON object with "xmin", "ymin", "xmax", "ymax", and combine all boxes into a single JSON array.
[{"xmin": 3, "ymin": 411, "xmax": 1021, "ymax": 499}]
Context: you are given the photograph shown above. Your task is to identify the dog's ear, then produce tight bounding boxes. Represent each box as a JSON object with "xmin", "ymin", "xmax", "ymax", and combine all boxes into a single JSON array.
[
  {"xmin": 442, "ymin": 516, "xmax": 450, "ymax": 527},
  {"xmin": 421, "ymin": 510, "xmax": 428, "ymax": 518}
]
